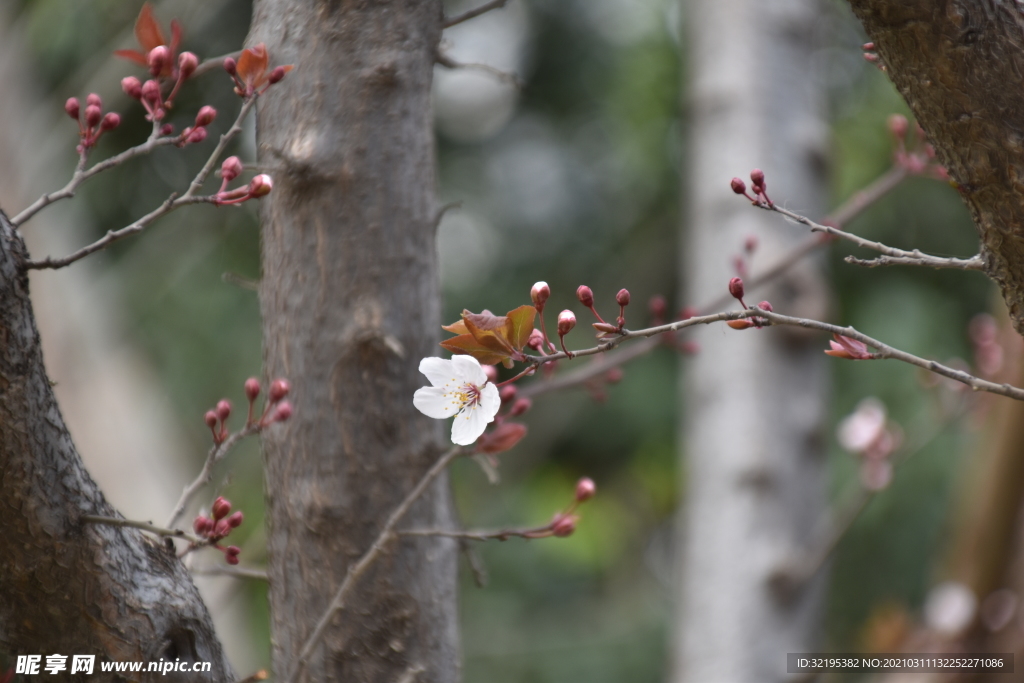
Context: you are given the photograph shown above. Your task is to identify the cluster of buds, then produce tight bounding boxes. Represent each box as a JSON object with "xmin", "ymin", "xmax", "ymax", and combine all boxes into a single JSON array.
[
  {"xmin": 171, "ymin": 105, "xmax": 217, "ymax": 147},
  {"xmin": 192, "ymin": 496, "xmax": 244, "ymax": 564},
  {"xmin": 723, "ymin": 277, "xmax": 774, "ymax": 330},
  {"xmin": 212, "ymin": 156, "xmax": 273, "ymax": 205},
  {"xmin": 887, "ymin": 114, "xmax": 948, "ymax": 180},
  {"xmin": 65, "ymin": 94, "xmax": 120, "ymax": 153},
  {"xmin": 115, "ymin": 4, "xmax": 199, "ymax": 118},
  {"xmin": 837, "ymin": 398, "xmax": 901, "ymax": 491},
  {"xmin": 730, "ymin": 168, "xmax": 773, "ymax": 207},
  {"xmin": 204, "ymin": 377, "xmax": 292, "ymax": 444},
  {"xmin": 120, "ymin": 65, "xmax": 204, "ymax": 128},
  {"xmin": 536, "ymin": 477, "xmax": 597, "ymax": 539},
  {"xmin": 862, "ymin": 42, "xmax": 885, "ymax": 72},
  {"xmin": 224, "ymin": 44, "xmax": 292, "ymax": 99}
]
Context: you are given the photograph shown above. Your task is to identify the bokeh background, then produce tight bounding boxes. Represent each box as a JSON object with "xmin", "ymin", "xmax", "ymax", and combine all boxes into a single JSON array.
[{"xmin": 1, "ymin": 0, "xmax": 1008, "ymax": 680}]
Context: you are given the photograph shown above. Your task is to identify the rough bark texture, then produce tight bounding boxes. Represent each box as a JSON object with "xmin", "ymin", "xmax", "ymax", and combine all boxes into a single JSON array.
[
  {"xmin": 847, "ymin": 0, "xmax": 1024, "ymax": 335},
  {"xmin": 0, "ymin": 212, "xmax": 232, "ymax": 682},
  {"xmin": 249, "ymin": 2, "xmax": 459, "ymax": 682},
  {"xmin": 673, "ymin": 0, "xmax": 830, "ymax": 681}
]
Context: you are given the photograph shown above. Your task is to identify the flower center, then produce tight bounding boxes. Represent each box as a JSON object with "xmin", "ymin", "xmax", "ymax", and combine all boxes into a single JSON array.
[{"xmin": 452, "ymin": 383, "xmax": 481, "ymax": 411}]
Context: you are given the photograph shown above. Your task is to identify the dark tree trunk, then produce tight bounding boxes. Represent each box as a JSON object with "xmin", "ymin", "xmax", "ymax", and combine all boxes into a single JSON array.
[
  {"xmin": 0, "ymin": 212, "xmax": 232, "ymax": 682},
  {"xmin": 249, "ymin": 2, "xmax": 459, "ymax": 682},
  {"xmin": 847, "ymin": 0, "xmax": 1024, "ymax": 335}
]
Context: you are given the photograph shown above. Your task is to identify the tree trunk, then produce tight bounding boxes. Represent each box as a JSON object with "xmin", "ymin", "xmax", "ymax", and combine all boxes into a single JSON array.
[
  {"xmin": 249, "ymin": 2, "xmax": 459, "ymax": 682},
  {"xmin": 673, "ymin": 0, "xmax": 830, "ymax": 681},
  {"xmin": 0, "ymin": 212, "xmax": 232, "ymax": 682},
  {"xmin": 847, "ymin": 0, "xmax": 1024, "ymax": 336}
]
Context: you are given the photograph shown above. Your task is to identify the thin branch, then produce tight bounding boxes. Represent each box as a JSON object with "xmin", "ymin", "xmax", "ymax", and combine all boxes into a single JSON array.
[
  {"xmin": 25, "ymin": 96, "xmax": 258, "ymax": 271},
  {"xmin": 81, "ymin": 514, "xmax": 200, "ymax": 543},
  {"xmin": 195, "ymin": 51, "xmax": 240, "ymax": 79},
  {"xmin": 435, "ymin": 51, "xmax": 523, "ymax": 88},
  {"xmin": 827, "ymin": 165, "xmax": 908, "ymax": 228},
  {"xmin": 286, "ymin": 445, "xmax": 465, "ymax": 683},
  {"xmin": 166, "ymin": 424, "xmax": 261, "ymax": 529},
  {"xmin": 443, "ymin": 0, "xmax": 510, "ymax": 28},
  {"xmin": 398, "ymin": 524, "xmax": 551, "ymax": 541},
  {"xmin": 845, "ymin": 253, "xmax": 985, "ymax": 270},
  {"xmin": 192, "ymin": 564, "xmax": 269, "ymax": 581},
  {"xmin": 770, "ymin": 204, "xmax": 985, "ymax": 271}
]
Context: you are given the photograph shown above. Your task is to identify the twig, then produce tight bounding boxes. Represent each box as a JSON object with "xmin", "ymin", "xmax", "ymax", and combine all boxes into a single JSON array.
[
  {"xmin": 398, "ymin": 524, "xmax": 551, "ymax": 541},
  {"xmin": 435, "ymin": 51, "xmax": 523, "ymax": 88},
  {"xmin": 81, "ymin": 515, "xmax": 200, "ymax": 543},
  {"xmin": 461, "ymin": 540, "xmax": 489, "ymax": 587},
  {"xmin": 286, "ymin": 445, "xmax": 464, "ymax": 683},
  {"xmin": 769, "ymin": 204, "xmax": 985, "ymax": 271},
  {"xmin": 25, "ymin": 96, "xmax": 259, "ymax": 271},
  {"xmin": 166, "ymin": 424, "xmax": 260, "ymax": 528},
  {"xmin": 192, "ymin": 564, "xmax": 269, "ymax": 581},
  {"xmin": 827, "ymin": 165, "xmax": 908, "ymax": 228},
  {"xmin": 443, "ymin": 0, "xmax": 510, "ymax": 28},
  {"xmin": 844, "ymin": 253, "xmax": 985, "ymax": 270},
  {"xmin": 195, "ymin": 51, "xmax": 240, "ymax": 79}
]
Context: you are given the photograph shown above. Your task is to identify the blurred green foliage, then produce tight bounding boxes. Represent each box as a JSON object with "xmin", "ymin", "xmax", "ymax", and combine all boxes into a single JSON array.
[{"xmin": 6, "ymin": 0, "xmax": 996, "ymax": 680}]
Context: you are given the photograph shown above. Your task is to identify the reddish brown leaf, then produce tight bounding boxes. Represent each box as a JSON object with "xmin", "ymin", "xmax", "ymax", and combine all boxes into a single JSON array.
[
  {"xmin": 442, "ymin": 319, "xmax": 469, "ymax": 335},
  {"xmin": 462, "ymin": 310, "xmax": 516, "ymax": 357},
  {"xmin": 135, "ymin": 3, "xmax": 167, "ymax": 52},
  {"xmin": 505, "ymin": 304, "xmax": 536, "ymax": 351},
  {"xmin": 439, "ymin": 335, "xmax": 509, "ymax": 366},
  {"xmin": 113, "ymin": 49, "xmax": 147, "ymax": 66},
  {"xmin": 476, "ymin": 422, "xmax": 528, "ymax": 454},
  {"xmin": 237, "ymin": 43, "xmax": 270, "ymax": 89}
]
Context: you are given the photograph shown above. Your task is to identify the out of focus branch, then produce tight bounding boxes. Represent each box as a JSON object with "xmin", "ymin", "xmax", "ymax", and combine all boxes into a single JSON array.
[{"xmin": 443, "ymin": 0, "xmax": 510, "ymax": 28}]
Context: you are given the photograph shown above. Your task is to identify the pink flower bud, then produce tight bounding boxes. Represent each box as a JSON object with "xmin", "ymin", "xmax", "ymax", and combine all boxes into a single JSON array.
[
  {"xmin": 510, "ymin": 397, "xmax": 532, "ymax": 416},
  {"xmin": 225, "ymin": 546, "xmax": 241, "ymax": 564},
  {"xmin": 750, "ymin": 168, "xmax": 765, "ymax": 189},
  {"xmin": 268, "ymin": 66, "xmax": 287, "ymax": 84},
  {"xmin": 728, "ymin": 277, "xmax": 745, "ymax": 300},
  {"xmin": 530, "ymin": 281, "xmax": 550, "ymax": 307},
  {"xmin": 193, "ymin": 515, "xmax": 212, "ymax": 535},
  {"xmin": 86, "ymin": 93, "xmax": 102, "ymax": 108},
  {"xmin": 223, "ymin": 57, "xmax": 237, "ymax": 75},
  {"xmin": 244, "ymin": 377, "xmax": 261, "ymax": 401},
  {"xmin": 526, "ymin": 329, "xmax": 545, "ymax": 350},
  {"xmin": 226, "ymin": 511, "xmax": 244, "ymax": 528},
  {"xmin": 649, "ymin": 295, "xmax": 667, "ymax": 319},
  {"xmin": 551, "ymin": 513, "xmax": 578, "ymax": 537},
  {"xmin": 757, "ymin": 301, "xmax": 773, "ymax": 312},
  {"xmin": 269, "ymin": 378, "xmax": 291, "ymax": 402},
  {"xmin": 272, "ymin": 401, "xmax": 293, "ymax": 422},
  {"xmin": 888, "ymin": 114, "xmax": 908, "ymax": 139},
  {"xmin": 178, "ymin": 52, "xmax": 199, "ymax": 79},
  {"xmin": 148, "ymin": 45, "xmax": 170, "ymax": 77},
  {"xmin": 730, "ymin": 177, "xmax": 747, "ymax": 194},
  {"xmin": 225, "ymin": 552, "xmax": 240, "ymax": 565},
  {"xmin": 248, "ymin": 174, "xmax": 273, "ymax": 198},
  {"xmin": 216, "ymin": 399, "xmax": 232, "ymax": 421},
  {"xmin": 221, "ymin": 156, "xmax": 243, "ymax": 182},
  {"xmin": 121, "ymin": 76, "xmax": 143, "ymax": 99},
  {"xmin": 499, "ymin": 385, "xmax": 517, "ymax": 403},
  {"xmin": 160, "ymin": 124, "xmax": 174, "ymax": 136},
  {"xmin": 141, "ymin": 79, "xmax": 162, "ymax": 105},
  {"xmin": 194, "ymin": 105, "xmax": 217, "ymax": 127},
  {"xmin": 483, "ymin": 364, "xmax": 499, "ymax": 383},
  {"xmin": 616, "ymin": 288, "xmax": 630, "ymax": 307},
  {"xmin": 204, "ymin": 410, "xmax": 218, "ymax": 428},
  {"xmin": 65, "ymin": 97, "xmax": 80, "ymax": 120},
  {"xmin": 187, "ymin": 126, "xmax": 208, "ymax": 144},
  {"xmin": 213, "ymin": 519, "xmax": 231, "ymax": 538},
  {"xmin": 575, "ymin": 477, "xmax": 596, "ymax": 502},
  {"xmin": 557, "ymin": 310, "xmax": 576, "ymax": 336},
  {"xmin": 576, "ymin": 285, "xmax": 594, "ymax": 308},
  {"xmin": 212, "ymin": 496, "xmax": 231, "ymax": 520},
  {"xmin": 100, "ymin": 112, "xmax": 121, "ymax": 131},
  {"xmin": 84, "ymin": 105, "xmax": 102, "ymax": 129}
]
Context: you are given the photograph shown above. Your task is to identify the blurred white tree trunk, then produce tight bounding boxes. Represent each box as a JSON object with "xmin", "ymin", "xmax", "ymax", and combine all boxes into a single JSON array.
[{"xmin": 674, "ymin": 1, "xmax": 830, "ymax": 681}]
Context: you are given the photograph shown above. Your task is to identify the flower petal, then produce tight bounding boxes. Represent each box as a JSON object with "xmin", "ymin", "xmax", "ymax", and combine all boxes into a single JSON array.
[
  {"xmin": 413, "ymin": 386, "xmax": 455, "ymax": 419},
  {"xmin": 451, "ymin": 400, "xmax": 493, "ymax": 445},
  {"xmin": 478, "ymin": 382, "xmax": 500, "ymax": 421},
  {"xmin": 451, "ymin": 354, "xmax": 488, "ymax": 386},
  {"xmin": 419, "ymin": 357, "xmax": 455, "ymax": 388}
]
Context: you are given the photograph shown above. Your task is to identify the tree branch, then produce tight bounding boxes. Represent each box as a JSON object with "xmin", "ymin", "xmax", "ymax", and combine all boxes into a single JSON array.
[
  {"xmin": 435, "ymin": 51, "xmax": 523, "ymax": 88},
  {"xmin": 443, "ymin": 0, "xmax": 510, "ymax": 28}
]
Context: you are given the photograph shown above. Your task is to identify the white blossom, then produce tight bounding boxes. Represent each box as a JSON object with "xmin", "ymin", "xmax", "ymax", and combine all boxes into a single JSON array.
[{"xmin": 413, "ymin": 355, "xmax": 500, "ymax": 445}]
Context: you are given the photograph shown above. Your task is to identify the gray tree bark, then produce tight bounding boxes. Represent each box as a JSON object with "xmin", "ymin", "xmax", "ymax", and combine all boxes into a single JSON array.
[
  {"xmin": 249, "ymin": 2, "xmax": 460, "ymax": 682},
  {"xmin": 674, "ymin": 0, "xmax": 830, "ymax": 681}
]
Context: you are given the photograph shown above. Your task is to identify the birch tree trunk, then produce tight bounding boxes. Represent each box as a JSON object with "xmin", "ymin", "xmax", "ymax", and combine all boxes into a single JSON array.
[
  {"xmin": 249, "ymin": 2, "xmax": 460, "ymax": 682},
  {"xmin": 674, "ymin": 1, "xmax": 830, "ymax": 681}
]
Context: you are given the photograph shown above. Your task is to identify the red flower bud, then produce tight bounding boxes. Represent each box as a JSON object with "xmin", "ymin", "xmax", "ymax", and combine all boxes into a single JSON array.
[
  {"xmin": 215, "ymin": 400, "xmax": 231, "ymax": 422},
  {"xmin": 730, "ymin": 177, "xmax": 747, "ymax": 194},
  {"xmin": 160, "ymin": 124, "xmax": 174, "ymax": 136},
  {"xmin": 244, "ymin": 377, "xmax": 261, "ymax": 401},
  {"xmin": 557, "ymin": 310, "xmax": 576, "ymax": 336},
  {"xmin": 499, "ymin": 385, "xmax": 517, "ymax": 403},
  {"xmin": 269, "ymin": 378, "xmax": 291, "ymax": 402},
  {"xmin": 888, "ymin": 114, "xmax": 908, "ymax": 139},
  {"xmin": 576, "ymin": 285, "xmax": 594, "ymax": 308},
  {"xmin": 615, "ymin": 288, "xmax": 630, "ymax": 307},
  {"xmin": 530, "ymin": 281, "xmax": 550, "ymax": 307},
  {"xmin": 225, "ymin": 546, "xmax": 241, "ymax": 564},
  {"xmin": 649, "ymin": 295, "xmax": 667, "ymax": 319},
  {"xmin": 757, "ymin": 301, "xmax": 773, "ymax": 312},
  {"xmin": 575, "ymin": 477, "xmax": 596, "ymax": 502},
  {"xmin": 187, "ymin": 126, "xmax": 208, "ymax": 144},
  {"xmin": 100, "ymin": 112, "xmax": 121, "ymax": 131},
  {"xmin": 248, "ymin": 174, "xmax": 273, "ymax": 198},
  {"xmin": 510, "ymin": 397, "xmax": 532, "ymax": 416},
  {"xmin": 225, "ymin": 552, "xmax": 240, "ymax": 565},
  {"xmin": 212, "ymin": 496, "xmax": 232, "ymax": 520},
  {"xmin": 204, "ymin": 410, "xmax": 218, "ymax": 428},
  {"xmin": 148, "ymin": 45, "xmax": 170, "ymax": 77},
  {"xmin": 750, "ymin": 168, "xmax": 765, "ymax": 189},
  {"xmin": 221, "ymin": 156, "xmax": 243, "ymax": 183},
  {"xmin": 526, "ymin": 328, "xmax": 545, "ymax": 350},
  {"xmin": 194, "ymin": 105, "xmax": 217, "ymax": 127},
  {"xmin": 268, "ymin": 66, "xmax": 287, "ymax": 84},
  {"xmin": 65, "ymin": 97, "xmax": 80, "ymax": 120},
  {"xmin": 121, "ymin": 76, "xmax": 143, "ymax": 99},
  {"xmin": 727, "ymin": 320, "xmax": 756, "ymax": 330},
  {"xmin": 223, "ymin": 57, "xmax": 237, "ymax": 75},
  {"xmin": 84, "ymin": 105, "xmax": 102, "ymax": 129},
  {"xmin": 213, "ymin": 520, "xmax": 231, "ymax": 538},
  {"xmin": 141, "ymin": 79, "xmax": 162, "ymax": 105},
  {"xmin": 178, "ymin": 52, "xmax": 199, "ymax": 80},
  {"xmin": 86, "ymin": 93, "xmax": 102, "ymax": 108},
  {"xmin": 193, "ymin": 515, "xmax": 212, "ymax": 535},
  {"xmin": 551, "ymin": 513, "xmax": 578, "ymax": 537},
  {"xmin": 728, "ymin": 277, "xmax": 745, "ymax": 301},
  {"xmin": 226, "ymin": 511, "xmax": 244, "ymax": 528}
]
